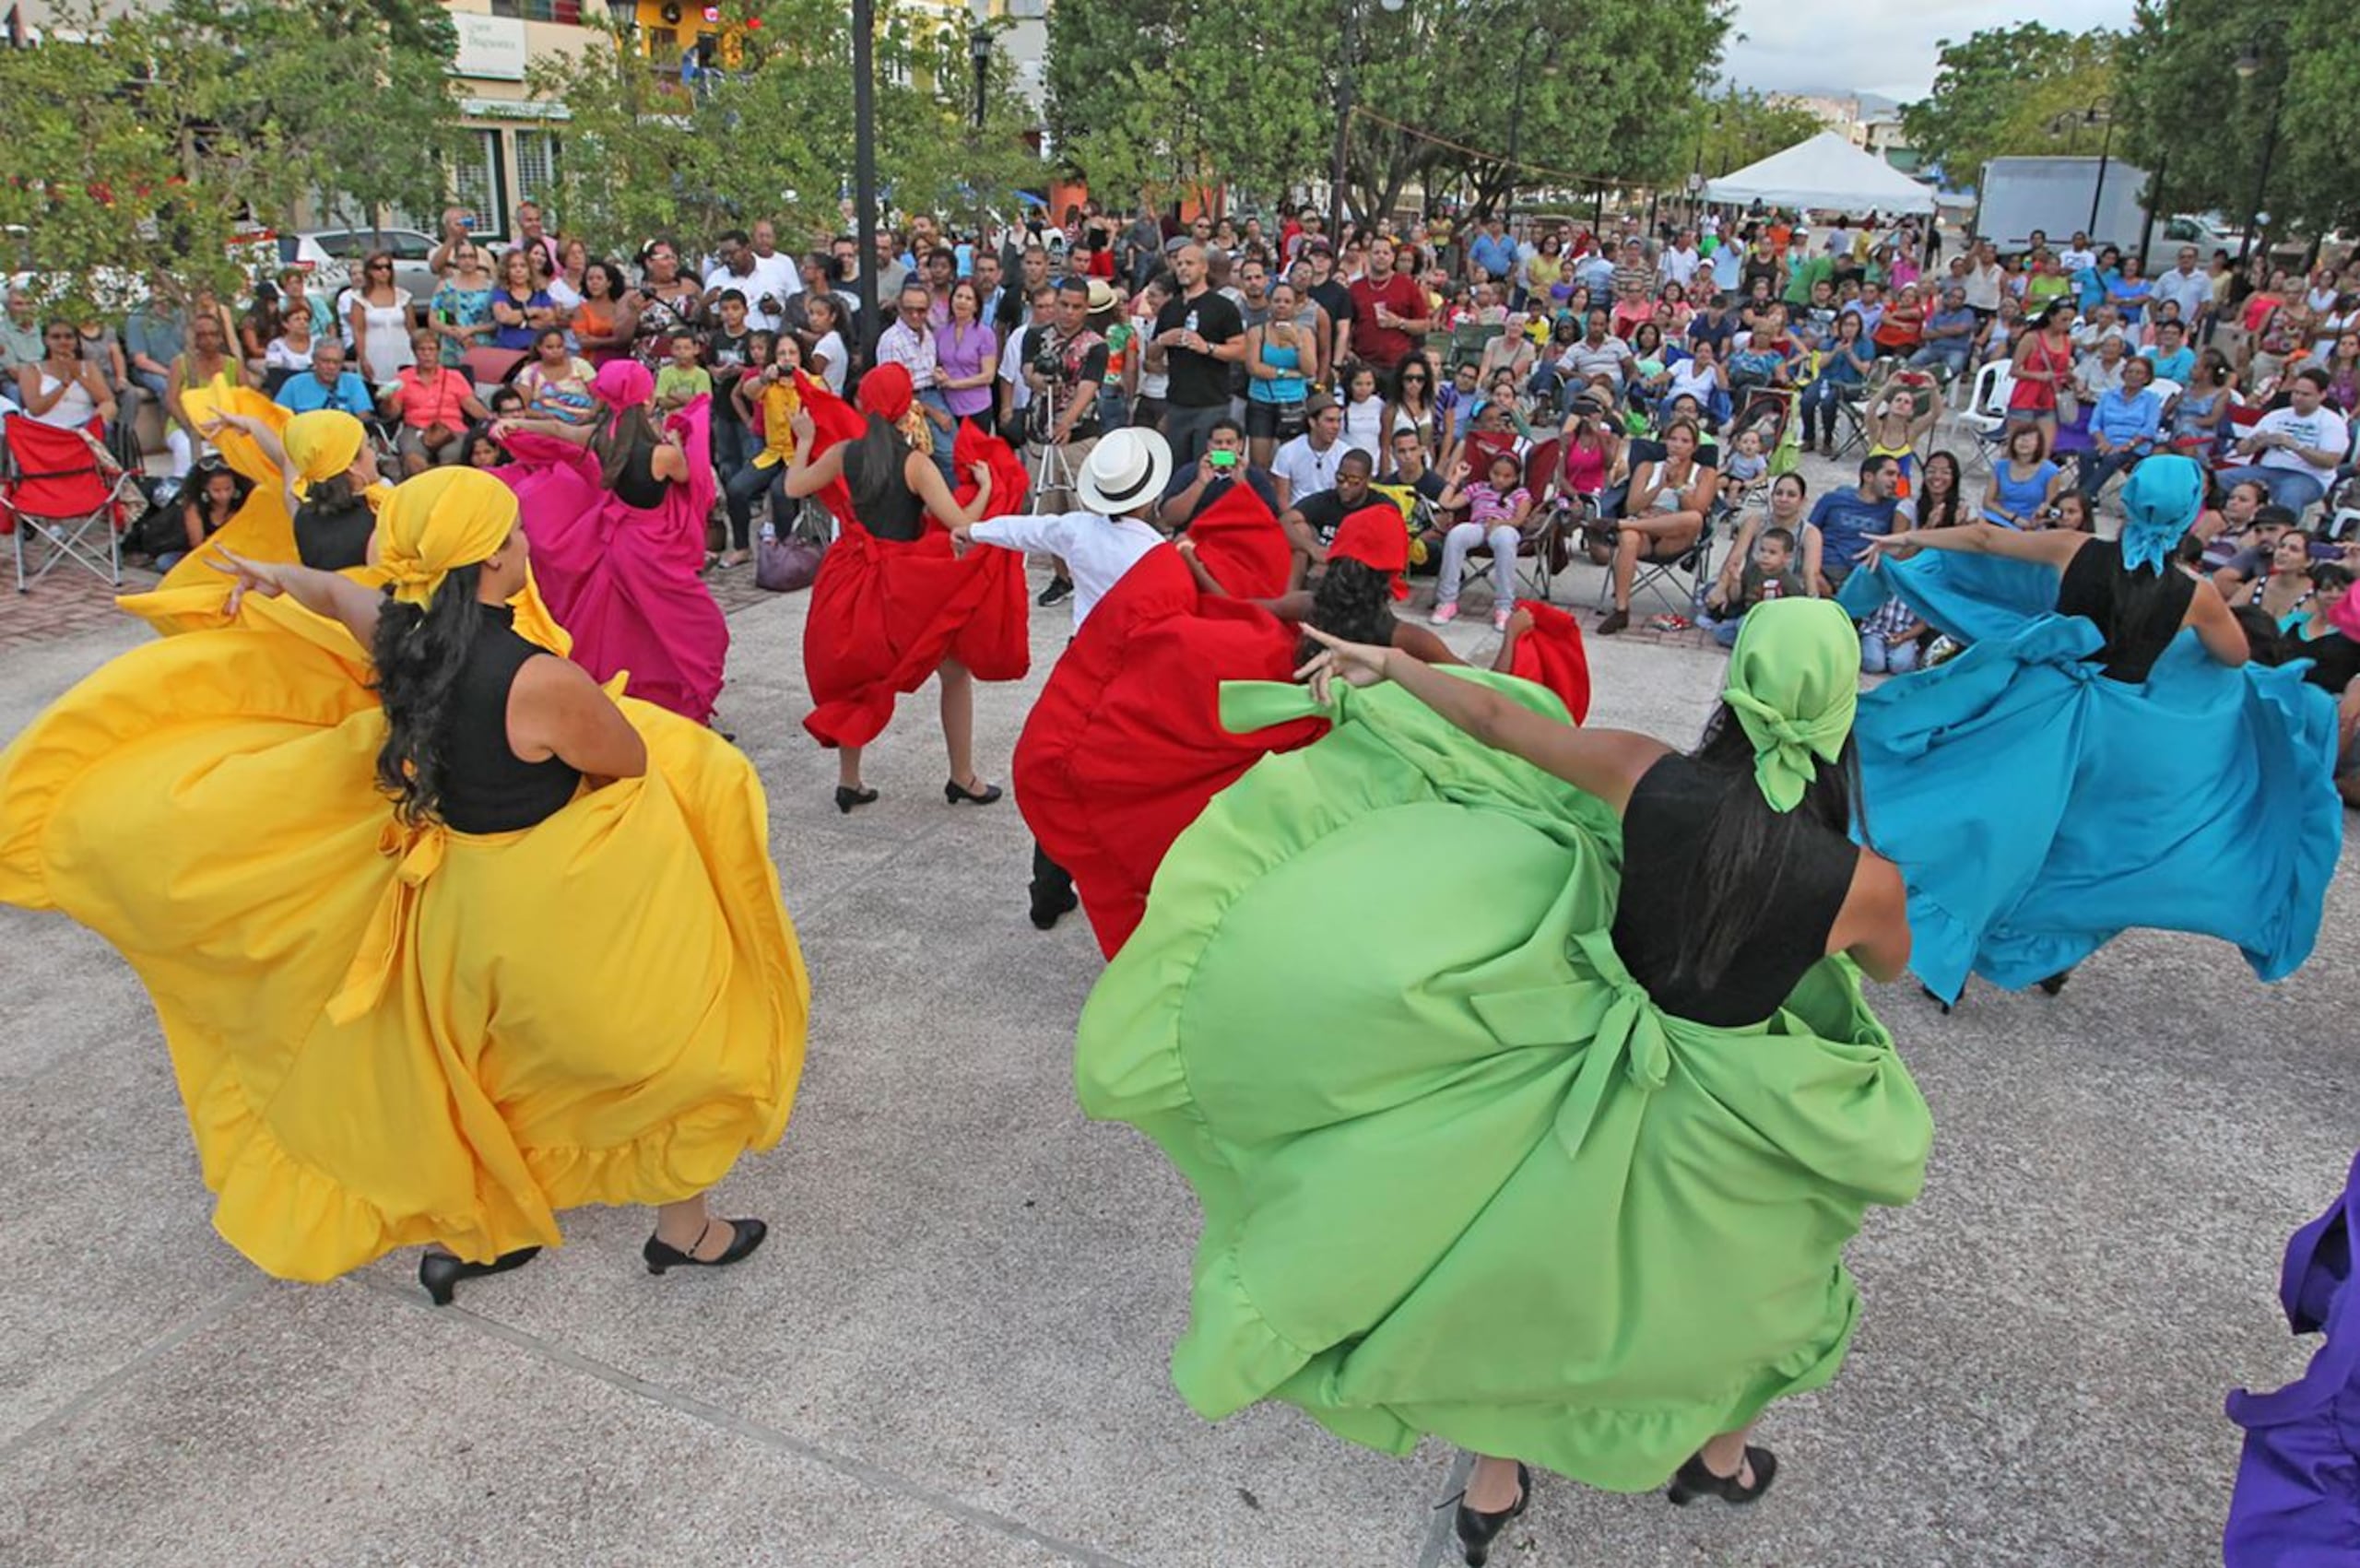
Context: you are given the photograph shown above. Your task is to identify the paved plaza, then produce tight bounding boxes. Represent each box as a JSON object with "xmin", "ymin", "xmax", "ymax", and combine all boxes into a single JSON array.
[{"xmin": 0, "ymin": 520, "xmax": 2352, "ymax": 1568}]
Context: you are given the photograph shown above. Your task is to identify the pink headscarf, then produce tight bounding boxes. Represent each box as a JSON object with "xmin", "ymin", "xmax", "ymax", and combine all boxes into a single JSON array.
[{"xmin": 592, "ymin": 359, "xmax": 655, "ymax": 411}]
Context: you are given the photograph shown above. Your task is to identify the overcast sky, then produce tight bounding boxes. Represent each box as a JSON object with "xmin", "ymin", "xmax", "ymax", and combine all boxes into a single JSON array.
[{"xmin": 1723, "ymin": 0, "xmax": 2134, "ymax": 102}]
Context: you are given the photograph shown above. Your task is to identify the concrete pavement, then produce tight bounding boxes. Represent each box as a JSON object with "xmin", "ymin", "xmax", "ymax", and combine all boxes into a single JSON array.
[{"xmin": 0, "ymin": 548, "xmax": 2350, "ymax": 1568}]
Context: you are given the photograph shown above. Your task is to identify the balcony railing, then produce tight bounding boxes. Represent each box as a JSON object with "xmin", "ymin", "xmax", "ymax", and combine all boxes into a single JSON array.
[{"xmin": 490, "ymin": 0, "xmax": 587, "ymax": 24}]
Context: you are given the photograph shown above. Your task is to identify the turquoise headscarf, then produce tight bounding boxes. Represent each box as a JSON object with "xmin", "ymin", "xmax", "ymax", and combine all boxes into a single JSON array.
[
  {"xmin": 2119, "ymin": 454, "xmax": 2204, "ymax": 574},
  {"xmin": 1722, "ymin": 597, "xmax": 1860, "ymax": 812}
]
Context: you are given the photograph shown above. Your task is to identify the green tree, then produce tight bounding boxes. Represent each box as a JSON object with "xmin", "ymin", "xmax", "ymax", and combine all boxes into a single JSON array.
[
  {"xmin": 534, "ymin": 0, "xmax": 1044, "ymax": 254},
  {"xmin": 1692, "ymin": 90, "xmax": 1825, "ymax": 182},
  {"xmin": 0, "ymin": 0, "xmax": 459, "ymax": 314},
  {"xmin": 1047, "ymin": 0, "xmax": 1727, "ymax": 224},
  {"xmin": 1900, "ymin": 23, "xmax": 2118, "ymax": 188},
  {"xmin": 2116, "ymin": 0, "xmax": 2360, "ymax": 242}
]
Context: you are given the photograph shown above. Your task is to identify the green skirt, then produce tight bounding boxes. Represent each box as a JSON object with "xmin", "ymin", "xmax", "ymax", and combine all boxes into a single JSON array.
[{"xmin": 1075, "ymin": 671, "xmax": 1934, "ymax": 1491}]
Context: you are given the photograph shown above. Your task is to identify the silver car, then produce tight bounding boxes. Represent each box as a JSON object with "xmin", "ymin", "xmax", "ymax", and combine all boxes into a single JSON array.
[{"xmin": 282, "ymin": 228, "xmax": 440, "ymax": 305}]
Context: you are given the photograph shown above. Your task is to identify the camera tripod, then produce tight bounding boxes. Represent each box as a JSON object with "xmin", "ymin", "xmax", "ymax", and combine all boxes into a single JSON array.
[{"xmin": 1027, "ymin": 380, "xmax": 1082, "ymax": 512}]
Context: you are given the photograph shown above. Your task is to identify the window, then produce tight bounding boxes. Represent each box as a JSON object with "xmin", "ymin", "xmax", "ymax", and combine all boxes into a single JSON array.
[
  {"xmin": 452, "ymin": 129, "xmax": 508, "ymax": 239},
  {"xmin": 514, "ymin": 130, "xmax": 560, "ymax": 206}
]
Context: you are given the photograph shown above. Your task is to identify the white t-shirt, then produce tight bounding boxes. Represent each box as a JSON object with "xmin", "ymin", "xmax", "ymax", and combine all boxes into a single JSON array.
[
  {"xmin": 998, "ymin": 330, "xmax": 1033, "ymax": 414},
  {"xmin": 967, "ymin": 512, "xmax": 1161, "ymax": 629},
  {"xmin": 703, "ymin": 266, "xmax": 781, "ymax": 333},
  {"xmin": 745, "ymin": 253, "xmax": 798, "ymax": 322},
  {"xmin": 808, "ymin": 330, "xmax": 848, "ymax": 395},
  {"xmin": 1272, "ymin": 434, "xmax": 1347, "ymax": 502},
  {"xmin": 1658, "ymin": 246, "xmax": 1701, "ymax": 288},
  {"xmin": 2058, "ymin": 246, "xmax": 2097, "ymax": 275},
  {"xmin": 2250, "ymin": 404, "xmax": 2351, "ymax": 481}
]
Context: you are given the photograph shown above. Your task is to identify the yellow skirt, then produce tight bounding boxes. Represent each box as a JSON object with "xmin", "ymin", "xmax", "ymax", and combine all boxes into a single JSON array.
[{"xmin": 0, "ymin": 595, "xmax": 808, "ymax": 1280}]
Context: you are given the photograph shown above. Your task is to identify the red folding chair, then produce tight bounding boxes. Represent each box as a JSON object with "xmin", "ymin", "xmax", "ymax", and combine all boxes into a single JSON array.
[
  {"xmin": 0, "ymin": 414, "xmax": 138, "ymax": 592},
  {"xmin": 1466, "ymin": 436, "xmax": 1568, "ymax": 605}
]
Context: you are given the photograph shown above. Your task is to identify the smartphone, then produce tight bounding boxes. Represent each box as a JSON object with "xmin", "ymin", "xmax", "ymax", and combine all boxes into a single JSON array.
[
  {"xmin": 2310, "ymin": 540, "xmax": 2345, "ymax": 561},
  {"xmin": 1208, "ymin": 449, "xmax": 1239, "ymax": 469}
]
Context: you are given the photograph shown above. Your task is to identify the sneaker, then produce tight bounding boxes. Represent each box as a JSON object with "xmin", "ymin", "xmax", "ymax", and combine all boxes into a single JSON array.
[
  {"xmin": 1037, "ymin": 575, "xmax": 1074, "ymax": 607},
  {"xmin": 1492, "ymin": 606, "xmax": 1513, "ymax": 632},
  {"xmin": 1430, "ymin": 602, "xmax": 1459, "ymax": 625}
]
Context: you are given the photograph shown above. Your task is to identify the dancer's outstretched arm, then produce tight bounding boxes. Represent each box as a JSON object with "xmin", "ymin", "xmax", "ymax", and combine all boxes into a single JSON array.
[{"xmin": 1298, "ymin": 627, "xmax": 1665, "ymax": 812}]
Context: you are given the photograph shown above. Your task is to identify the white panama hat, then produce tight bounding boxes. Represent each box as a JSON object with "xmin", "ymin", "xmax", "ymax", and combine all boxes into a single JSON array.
[{"xmin": 1077, "ymin": 426, "xmax": 1174, "ymax": 515}]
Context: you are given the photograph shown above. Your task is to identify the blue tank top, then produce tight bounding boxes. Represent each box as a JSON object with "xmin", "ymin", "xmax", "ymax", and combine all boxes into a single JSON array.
[{"xmin": 1249, "ymin": 337, "xmax": 1306, "ymax": 405}]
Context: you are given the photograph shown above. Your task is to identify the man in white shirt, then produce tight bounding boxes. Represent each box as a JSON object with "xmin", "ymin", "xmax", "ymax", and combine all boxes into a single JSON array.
[
  {"xmin": 2057, "ymin": 231, "xmax": 2097, "ymax": 276},
  {"xmin": 742, "ymin": 218, "xmax": 799, "ymax": 327},
  {"xmin": 1658, "ymin": 230, "xmax": 1701, "ymax": 289},
  {"xmin": 953, "ymin": 427, "xmax": 1174, "ymax": 931},
  {"xmin": 876, "ymin": 280, "xmax": 956, "ymax": 477},
  {"xmin": 1270, "ymin": 395, "xmax": 1349, "ymax": 509},
  {"xmin": 2218, "ymin": 368, "xmax": 2352, "ymax": 514},
  {"xmin": 2152, "ymin": 246, "xmax": 2212, "ymax": 336},
  {"xmin": 702, "ymin": 231, "xmax": 783, "ymax": 333}
]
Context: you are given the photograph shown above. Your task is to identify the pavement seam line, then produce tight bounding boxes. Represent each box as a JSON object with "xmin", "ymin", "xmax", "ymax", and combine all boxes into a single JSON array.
[
  {"xmin": 347, "ymin": 1276, "xmax": 1144, "ymax": 1568},
  {"xmin": 0, "ymin": 1278, "xmax": 265, "ymax": 1461}
]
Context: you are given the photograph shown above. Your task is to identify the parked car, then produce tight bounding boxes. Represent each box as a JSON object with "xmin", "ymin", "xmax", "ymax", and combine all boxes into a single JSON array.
[{"xmin": 280, "ymin": 228, "xmax": 439, "ymax": 305}]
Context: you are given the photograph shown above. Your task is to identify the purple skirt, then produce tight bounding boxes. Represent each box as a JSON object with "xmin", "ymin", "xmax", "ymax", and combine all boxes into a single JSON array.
[{"xmin": 2224, "ymin": 1150, "xmax": 2359, "ymax": 1564}]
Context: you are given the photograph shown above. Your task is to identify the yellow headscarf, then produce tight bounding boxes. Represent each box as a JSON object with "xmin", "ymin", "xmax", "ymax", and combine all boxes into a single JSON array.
[
  {"xmin": 371, "ymin": 468, "xmax": 572, "ymax": 656},
  {"xmin": 282, "ymin": 409, "xmax": 366, "ymax": 496}
]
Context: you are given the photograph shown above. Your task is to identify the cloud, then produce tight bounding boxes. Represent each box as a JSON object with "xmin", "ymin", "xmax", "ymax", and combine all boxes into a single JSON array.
[{"xmin": 1722, "ymin": 0, "xmax": 2135, "ymax": 102}]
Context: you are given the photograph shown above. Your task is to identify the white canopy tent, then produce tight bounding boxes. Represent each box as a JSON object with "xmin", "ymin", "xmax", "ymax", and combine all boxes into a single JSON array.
[{"xmin": 1703, "ymin": 132, "xmax": 1936, "ymax": 216}]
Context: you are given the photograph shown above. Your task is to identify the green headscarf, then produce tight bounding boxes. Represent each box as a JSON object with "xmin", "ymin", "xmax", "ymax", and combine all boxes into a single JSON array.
[{"xmin": 1722, "ymin": 597, "xmax": 1859, "ymax": 811}]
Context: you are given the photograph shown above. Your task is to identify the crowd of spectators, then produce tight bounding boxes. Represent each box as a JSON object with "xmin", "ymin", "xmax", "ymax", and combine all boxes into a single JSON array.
[{"xmin": 5, "ymin": 194, "xmax": 2354, "ymax": 777}]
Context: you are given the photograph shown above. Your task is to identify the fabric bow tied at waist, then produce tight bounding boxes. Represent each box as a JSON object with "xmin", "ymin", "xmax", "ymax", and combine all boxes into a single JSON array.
[{"xmin": 325, "ymin": 817, "xmax": 450, "ymax": 1023}]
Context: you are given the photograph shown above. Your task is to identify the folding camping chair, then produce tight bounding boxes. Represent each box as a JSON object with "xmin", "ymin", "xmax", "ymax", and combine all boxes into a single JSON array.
[
  {"xmin": 1463, "ymin": 437, "xmax": 1567, "ymax": 605},
  {"xmin": 0, "ymin": 415, "xmax": 140, "ymax": 592},
  {"xmin": 1595, "ymin": 433, "xmax": 1722, "ymax": 617}
]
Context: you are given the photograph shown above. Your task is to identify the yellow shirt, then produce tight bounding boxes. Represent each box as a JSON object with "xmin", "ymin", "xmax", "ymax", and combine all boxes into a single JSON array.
[{"xmin": 749, "ymin": 376, "xmax": 801, "ymax": 469}]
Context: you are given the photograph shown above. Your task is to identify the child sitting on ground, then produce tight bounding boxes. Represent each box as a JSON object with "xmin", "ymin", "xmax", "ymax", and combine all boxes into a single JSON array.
[{"xmin": 1699, "ymin": 525, "xmax": 1807, "ymax": 647}]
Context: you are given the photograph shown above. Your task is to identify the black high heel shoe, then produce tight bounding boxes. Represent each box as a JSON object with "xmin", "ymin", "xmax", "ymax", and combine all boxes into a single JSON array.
[
  {"xmin": 834, "ymin": 784, "xmax": 879, "ymax": 814},
  {"xmin": 2036, "ymin": 967, "xmax": 2075, "ymax": 996},
  {"xmin": 1918, "ymin": 983, "xmax": 1953, "ymax": 1015},
  {"xmin": 944, "ymin": 776, "xmax": 1003, "ymax": 807},
  {"xmin": 418, "ymin": 1245, "xmax": 540, "ymax": 1307},
  {"xmin": 1446, "ymin": 1462, "xmax": 1528, "ymax": 1567},
  {"xmin": 643, "ymin": 1218, "xmax": 769, "ymax": 1276},
  {"xmin": 1665, "ymin": 1445, "xmax": 1777, "ymax": 1507}
]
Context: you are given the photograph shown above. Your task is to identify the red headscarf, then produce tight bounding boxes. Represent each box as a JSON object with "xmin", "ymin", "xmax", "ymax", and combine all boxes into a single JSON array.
[
  {"xmin": 857, "ymin": 362, "xmax": 914, "ymax": 424},
  {"xmin": 1328, "ymin": 503, "xmax": 1410, "ymax": 599}
]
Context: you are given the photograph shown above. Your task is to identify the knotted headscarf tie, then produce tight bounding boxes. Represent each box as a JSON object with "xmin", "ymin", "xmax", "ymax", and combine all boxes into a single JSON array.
[
  {"xmin": 1722, "ymin": 596, "xmax": 1859, "ymax": 811},
  {"xmin": 282, "ymin": 409, "xmax": 366, "ymax": 497},
  {"xmin": 2118, "ymin": 454, "xmax": 2205, "ymax": 574}
]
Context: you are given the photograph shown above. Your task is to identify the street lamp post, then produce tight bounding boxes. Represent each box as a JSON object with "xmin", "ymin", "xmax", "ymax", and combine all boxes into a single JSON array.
[
  {"xmin": 2045, "ymin": 101, "xmax": 2114, "ymax": 238},
  {"xmin": 970, "ymin": 24, "xmax": 990, "ymax": 131},
  {"xmin": 1329, "ymin": 0, "xmax": 1404, "ymax": 237},
  {"xmin": 852, "ymin": 0, "xmax": 879, "ymax": 337},
  {"xmin": 2234, "ymin": 43, "xmax": 2281, "ymax": 272}
]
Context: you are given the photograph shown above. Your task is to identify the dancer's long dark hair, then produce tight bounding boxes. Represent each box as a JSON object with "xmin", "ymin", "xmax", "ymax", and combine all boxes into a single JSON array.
[
  {"xmin": 1673, "ymin": 703, "xmax": 1869, "ymax": 993},
  {"xmin": 1299, "ymin": 558, "xmax": 1397, "ymax": 663},
  {"xmin": 844, "ymin": 413, "xmax": 912, "ymax": 520},
  {"xmin": 371, "ymin": 570, "xmax": 486, "ymax": 828},
  {"xmin": 592, "ymin": 404, "xmax": 661, "ymax": 493}
]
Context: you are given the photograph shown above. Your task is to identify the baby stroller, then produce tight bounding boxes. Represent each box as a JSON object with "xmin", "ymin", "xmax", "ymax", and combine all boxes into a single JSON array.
[{"xmin": 1729, "ymin": 384, "xmax": 1803, "ymax": 479}]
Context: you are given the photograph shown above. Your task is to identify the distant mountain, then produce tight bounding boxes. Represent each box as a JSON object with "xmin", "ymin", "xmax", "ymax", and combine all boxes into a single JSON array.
[{"xmin": 1772, "ymin": 88, "xmax": 1908, "ymax": 113}]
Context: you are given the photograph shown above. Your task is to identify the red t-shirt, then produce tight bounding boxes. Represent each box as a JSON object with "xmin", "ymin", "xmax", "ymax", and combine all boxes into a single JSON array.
[{"xmin": 1349, "ymin": 271, "xmax": 1425, "ymax": 370}]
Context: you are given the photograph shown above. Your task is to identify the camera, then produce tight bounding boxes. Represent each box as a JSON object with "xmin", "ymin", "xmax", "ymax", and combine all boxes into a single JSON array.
[{"xmin": 1032, "ymin": 343, "xmax": 1065, "ymax": 380}]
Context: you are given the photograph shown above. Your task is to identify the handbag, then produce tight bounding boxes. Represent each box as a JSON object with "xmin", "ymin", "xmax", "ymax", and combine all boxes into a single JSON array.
[{"xmin": 755, "ymin": 501, "xmax": 828, "ymax": 593}]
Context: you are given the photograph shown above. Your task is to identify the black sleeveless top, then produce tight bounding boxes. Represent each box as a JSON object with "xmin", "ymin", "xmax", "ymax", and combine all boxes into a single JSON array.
[
  {"xmin": 611, "ymin": 419, "xmax": 667, "ymax": 510},
  {"xmin": 843, "ymin": 438, "xmax": 926, "ymax": 542},
  {"xmin": 434, "ymin": 605, "xmax": 583, "ymax": 834},
  {"xmin": 2054, "ymin": 537, "xmax": 2197, "ymax": 684},
  {"xmin": 1610, "ymin": 754, "xmax": 1859, "ymax": 1028},
  {"xmin": 293, "ymin": 494, "xmax": 374, "ymax": 572}
]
